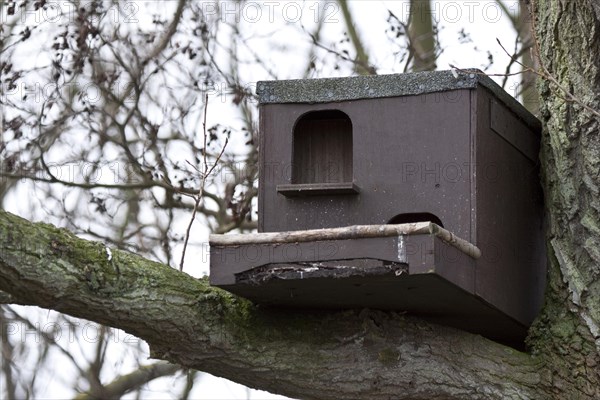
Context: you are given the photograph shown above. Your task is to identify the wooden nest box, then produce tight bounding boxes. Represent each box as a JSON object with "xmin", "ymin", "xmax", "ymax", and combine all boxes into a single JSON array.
[{"xmin": 209, "ymin": 70, "xmax": 546, "ymax": 345}]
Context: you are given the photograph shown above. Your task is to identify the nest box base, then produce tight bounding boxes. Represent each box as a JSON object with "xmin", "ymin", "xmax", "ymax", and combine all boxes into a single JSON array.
[{"xmin": 209, "ymin": 223, "xmax": 528, "ymax": 346}]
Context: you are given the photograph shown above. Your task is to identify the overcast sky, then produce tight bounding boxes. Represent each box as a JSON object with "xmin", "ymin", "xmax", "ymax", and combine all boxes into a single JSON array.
[{"xmin": 3, "ymin": 1, "xmax": 522, "ymax": 398}]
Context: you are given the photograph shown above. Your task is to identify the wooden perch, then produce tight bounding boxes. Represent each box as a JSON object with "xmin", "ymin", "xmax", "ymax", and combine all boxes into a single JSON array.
[{"xmin": 209, "ymin": 222, "xmax": 481, "ymax": 259}]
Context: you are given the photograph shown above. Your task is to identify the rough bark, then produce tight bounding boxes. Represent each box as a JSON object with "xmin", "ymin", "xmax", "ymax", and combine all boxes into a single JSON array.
[
  {"xmin": 0, "ymin": 210, "xmax": 549, "ymax": 399},
  {"xmin": 524, "ymin": 0, "xmax": 600, "ymax": 396}
]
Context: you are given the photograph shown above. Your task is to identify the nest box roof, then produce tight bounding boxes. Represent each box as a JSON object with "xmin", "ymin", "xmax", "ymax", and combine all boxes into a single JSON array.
[{"xmin": 256, "ymin": 69, "xmax": 540, "ymax": 132}]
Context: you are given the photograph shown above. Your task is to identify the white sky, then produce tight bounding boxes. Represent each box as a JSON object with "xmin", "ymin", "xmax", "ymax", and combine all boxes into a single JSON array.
[{"xmin": 3, "ymin": 1, "xmax": 523, "ymax": 399}]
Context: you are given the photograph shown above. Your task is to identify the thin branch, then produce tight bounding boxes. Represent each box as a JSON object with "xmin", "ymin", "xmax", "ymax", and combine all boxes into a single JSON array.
[
  {"xmin": 498, "ymin": 34, "xmax": 600, "ymax": 119},
  {"xmin": 306, "ymin": 31, "xmax": 375, "ymax": 75},
  {"xmin": 179, "ymin": 96, "xmax": 229, "ymax": 271},
  {"xmin": 143, "ymin": 0, "xmax": 186, "ymax": 64},
  {"xmin": 179, "ymin": 370, "xmax": 198, "ymax": 400},
  {"xmin": 501, "ymin": 32, "xmax": 523, "ymax": 89},
  {"xmin": 302, "ymin": 13, "xmax": 325, "ymax": 78},
  {"xmin": 494, "ymin": 0, "xmax": 520, "ymax": 28},
  {"xmin": 0, "ymin": 308, "xmax": 17, "ymax": 400},
  {"xmin": 451, "ymin": 32, "xmax": 600, "ymax": 120},
  {"xmin": 449, "ymin": 63, "xmax": 525, "ymax": 78},
  {"xmin": 6, "ymin": 309, "xmax": 87, "ymax": 376},
  {"xmin": 73, "ymin": 362, "xmax": 181, "ymax": 400}
]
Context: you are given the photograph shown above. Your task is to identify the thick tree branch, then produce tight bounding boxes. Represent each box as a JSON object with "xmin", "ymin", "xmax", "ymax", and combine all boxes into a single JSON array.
[
  {"xmin": 337, "ymin": 0, "xmax": 376, "ymax": 75},
  {"xmin": 0, "ymin": 210, "xmax": 555, "ymax": 399},
  {"xmin": 408, "ymin": 0, "xmax": 437, "ymax": 72}
]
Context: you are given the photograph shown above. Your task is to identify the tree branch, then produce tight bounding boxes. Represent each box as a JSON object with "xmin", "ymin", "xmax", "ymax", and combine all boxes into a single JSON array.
[
  {"xmin": 0, "ymin": 291, "xmax": 20, "ymax": 304},
  {"xmin": 73, "ymin": 361, "xmax": 181, "ymax": 400},
  {"xmin": 144, "ymin": 0, "xmax": 186, "ymax": 64},
  {"xmin": 408, "ymin": 0, "xmax": 437, "ymax": 72},
  {"xmin": 337, "ymin": 0, "xmax": 376, "ymax": 75},
  {"xmin": 0, "ymin": 210, "xmax": 552, "ymax": 399}
]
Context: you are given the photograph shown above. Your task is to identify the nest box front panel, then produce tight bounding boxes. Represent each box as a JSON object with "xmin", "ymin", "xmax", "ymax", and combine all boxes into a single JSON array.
[{"xmin": 258, "ymin": 90, "xmax": 474, "ymax": 241}]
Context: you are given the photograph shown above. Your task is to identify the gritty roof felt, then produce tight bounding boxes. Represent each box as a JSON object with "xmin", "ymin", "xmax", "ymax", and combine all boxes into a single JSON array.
[{"xmin": 256, "ymin": 69, "xmax": 540, "ymax": 131}]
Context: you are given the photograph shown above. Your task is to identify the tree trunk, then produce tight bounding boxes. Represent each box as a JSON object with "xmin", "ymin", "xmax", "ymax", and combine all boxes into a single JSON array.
[{"xmin": 524, "ymin": 0, "xmax": 600, "ymax": 395}]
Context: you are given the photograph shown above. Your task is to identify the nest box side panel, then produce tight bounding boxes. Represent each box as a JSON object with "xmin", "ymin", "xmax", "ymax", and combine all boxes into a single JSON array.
[{"xmin": 473, "ymin": 87, "xmax": 546, "ymax": 326}]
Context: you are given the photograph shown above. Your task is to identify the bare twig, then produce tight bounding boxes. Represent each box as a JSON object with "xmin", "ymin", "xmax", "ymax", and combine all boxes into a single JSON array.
[
  {"xmin": 449, "ymin": 63, "xmax": 525, "ymax": 78},
  {"xmin": 451, "ymin": 31, "xmax": 600, "ymax": 120},
  {"xmin": 385, "ymin": 10, "xmax": 413, "ymax": 73},
  {"xmin": 179, "ymin": 96, "xmax": 229, "ymax": 271},
  {"xmin": 74, "ymin": 362, "xmax": 181, "ymax": 400},
  {"xmin": 144, "ymin": 0, "xmax": 186, "ymax": 64},
  {"xmin": 499, "ymin": 33, "xmax": 600, "ymax": 119},
  {"xmin": 306, "ymin": 31, "xmax": 376, "ymax": 75},
  {"xmin": 501, "ymin": 32, "xmax": 522, "ymax": 89}
]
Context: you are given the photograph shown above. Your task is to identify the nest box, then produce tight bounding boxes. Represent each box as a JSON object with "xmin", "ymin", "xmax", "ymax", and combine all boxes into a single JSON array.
[{"xmin": 209, "ymin": 70, "xmax": 546, "ymax": 345}]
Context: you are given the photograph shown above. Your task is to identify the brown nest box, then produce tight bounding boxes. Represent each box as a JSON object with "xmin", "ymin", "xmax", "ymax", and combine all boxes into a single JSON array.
[{"xmin": 209, "ymin": 69, "xmax": 546, "ymax": 345}]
